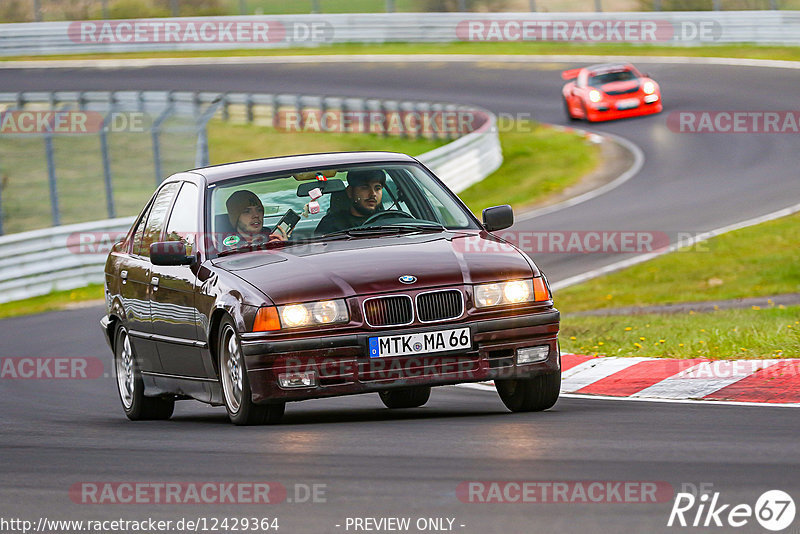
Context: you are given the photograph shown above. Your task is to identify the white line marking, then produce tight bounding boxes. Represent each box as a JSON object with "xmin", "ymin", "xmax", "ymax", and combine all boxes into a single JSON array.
[
  {"xmin": 551, "ymin": 201, "xmax": 800, "ymax": 291},
  {"xmin": 457, "ymin": 383, "xmax": 800, "ymax": 408},
  {"xmin": 631, "ymin": 359, "xmax": 783, "ymax": 399},
  {"xmin": 3, "ymin": 54, "xmax": 800, "ymax": 70},
  {"xmin": 516, "ymin": 131, "xmax": 645, "ymax": 223},
  {"xmin": 561, "ymin": 357, "xmax": 652, "ymax": 393}
]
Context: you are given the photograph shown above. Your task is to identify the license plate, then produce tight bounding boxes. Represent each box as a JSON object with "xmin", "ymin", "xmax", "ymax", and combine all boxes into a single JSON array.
[
  {"xmin": 369, "ymin": 327, "xmax": 471, "ymax": 358},
  {"xmin": 616, "ymin": 98, "xmax": 640, "ymax": 110}
]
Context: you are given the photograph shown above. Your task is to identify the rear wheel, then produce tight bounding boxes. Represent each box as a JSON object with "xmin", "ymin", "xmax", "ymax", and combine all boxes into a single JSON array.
[
  {"xmin": 379, "ymin": 386, "xmax": 431, "ymax": 409},
  {"xmin": 218, "ymin": 317, "xmax": 285, "ymax": 425},
  {"xmin": 496, "ymin": 371, "xmax": 560, "ymax": 412},
  {"xmin": 114, "ymin": 325, "xmax": 174, "ymax": 420}
]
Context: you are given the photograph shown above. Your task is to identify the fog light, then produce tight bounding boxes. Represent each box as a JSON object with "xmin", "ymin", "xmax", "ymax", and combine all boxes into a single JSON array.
[
  {"xmin": 516, "ymin": 346, "xmax": 549, "ymax": 364},
  {"xmin": 278, "ymin": 371, "xmax": 317, "ymax": 389},
  {"xmin": 644, "ymin": 94, "xmax": 659, "ymax": 104}
]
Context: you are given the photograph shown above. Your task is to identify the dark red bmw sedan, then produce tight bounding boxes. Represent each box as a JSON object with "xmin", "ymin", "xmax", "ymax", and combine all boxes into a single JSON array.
[{"xmin": 101, "ymin": 152, "xmax": 561, "ymax": 425}]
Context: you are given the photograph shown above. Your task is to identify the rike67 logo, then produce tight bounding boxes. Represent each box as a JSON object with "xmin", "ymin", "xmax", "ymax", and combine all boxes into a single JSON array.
[{"xmin": 668, "ymin": 488, "xmax": 795, "ymax": 531}]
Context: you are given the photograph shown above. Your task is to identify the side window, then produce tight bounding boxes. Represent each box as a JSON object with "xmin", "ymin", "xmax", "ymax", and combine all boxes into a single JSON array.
[
  {"xmin": 136, "ymin": 182, "xmax": 179, "ymax": 257},
  {"xmin": 164, "ymin": 182, "xmax": 199, "ymax": 255},
  {"xmin": 131, "ymin": 203, "xmax": 153, "ymax": 255}
]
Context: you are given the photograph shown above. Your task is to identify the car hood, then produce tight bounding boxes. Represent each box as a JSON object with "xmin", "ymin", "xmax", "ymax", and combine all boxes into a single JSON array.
[
  {"xmin": 212, "ymin": 231, "xmax": 536, "ymax": 305},
  {"xmin": 600, "ymin": 80, "xmax": 640, "ymax": 93}
]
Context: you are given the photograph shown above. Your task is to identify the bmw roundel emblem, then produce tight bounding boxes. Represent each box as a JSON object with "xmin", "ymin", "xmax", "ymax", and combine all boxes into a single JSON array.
[{"xmin": 399, "ymin": 275, "xmax": 417, "ymax": 284}]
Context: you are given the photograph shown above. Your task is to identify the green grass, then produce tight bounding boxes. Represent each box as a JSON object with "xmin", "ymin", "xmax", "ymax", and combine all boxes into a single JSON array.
[
  {"xmin": 458, "ymin": 121, "xmax": 599, "ymax": 214},
  {"xmin": 556, "ymin": 211, "xmax": 800, "ymax": 359},
  {"xmin": 0, "ymin": 284, "xmax": 105, "ymax": 319},
  {"xmin": 555, "ymin": 211, "xmax": 800, "ymax": 313},
  {"xmin": 560, "ymin": 306, "xmax": 800, "ymax": 359},
  {"xmin": 3, "ymin": 42, "xmax": 800, "ymax": 63},
  {"xmin": 207, "ymin": 120, "xmax": 448, "ymax": 165}
]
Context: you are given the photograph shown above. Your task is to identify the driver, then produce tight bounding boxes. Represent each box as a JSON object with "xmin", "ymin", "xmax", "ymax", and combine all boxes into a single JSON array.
[
  {"xmin": 315, "ymin": 169, "xmax": 385, "ymax": 234},
  {"xmin": 224, "ymin": 190, "xmax": 287, "ymax": 247}
]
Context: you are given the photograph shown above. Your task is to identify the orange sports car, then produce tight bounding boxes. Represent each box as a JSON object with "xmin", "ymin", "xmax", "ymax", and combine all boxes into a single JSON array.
[{"xmin": 562, "ymin": 63, "xmax": 662, "ymax": 122}]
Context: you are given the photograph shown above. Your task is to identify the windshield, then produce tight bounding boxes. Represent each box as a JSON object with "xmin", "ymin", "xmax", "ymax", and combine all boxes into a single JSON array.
[
  {"xmin": 589, "ymin": 70, "xmax": 638, "ymax": 87},
  {"xmin": 207, "ymin": 163, "xmax": 478, "ymax": 256}
]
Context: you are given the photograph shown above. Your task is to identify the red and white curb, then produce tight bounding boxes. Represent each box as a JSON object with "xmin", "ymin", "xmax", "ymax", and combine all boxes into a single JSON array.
[{"xmin": 465, "ymin": 354, "xmax": 800, "ymax": 407}]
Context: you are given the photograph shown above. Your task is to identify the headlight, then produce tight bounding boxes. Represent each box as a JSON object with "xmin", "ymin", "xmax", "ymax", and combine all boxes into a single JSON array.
[
  {"xmin": 254, "ymin": 300, "xmax": 349, "ymax": 331},
  {"xmin": 474, "ymin": 279, "xmax": 550, "ymax": 308},
  {"xmin": 589, "ymin": 90, "xmax": 602, "ymax": 103},
  {"xmin": 642, "ymin": 81, "xmax": 656, "ymax": 95}
]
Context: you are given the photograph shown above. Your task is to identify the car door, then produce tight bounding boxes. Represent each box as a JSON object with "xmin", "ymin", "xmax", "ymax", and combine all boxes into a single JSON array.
[
  {"xmin": 149, "ymin": 181, "xmax": 209, "ymax": 378},
  {"xmin": 124, "ymin": 182, "xmax": 180, "ymax": 373}
]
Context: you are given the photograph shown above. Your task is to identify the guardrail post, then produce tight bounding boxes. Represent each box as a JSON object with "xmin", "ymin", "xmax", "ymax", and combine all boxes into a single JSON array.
[
  {"xmin": 0, "ymin": 156, "xmax": 4, "ymax": 236},
  {"xmin": 529, "ymin": 0, "xmax": 537, "ymax": 11},
  {"xmin": 386, "ymin": 0, "xmax": 395, "ymax": 12},
  {"xmin": 595, "ymin": 0, "xmax": 603, "ymax": 11},
  {"xmin": 458, "ymin": 0, "xmax": 467, "ymax": 11},
  {"xmin": 713, "ymin": 0, "xmax": 720, "ymax": 9},
  {"xmin": 222, "ymin": 94, "xmax": 230, "ymax": 122},
  {"xmin": 100, "ymin": 112, "xmax": 116, "ymax": 219},
  {"xmin": 33, "ymin": 0, "xmax": 42, "ymax": 22},
  {"xmin": 170, "ymin": 0, "xmax": 179, "ymax": 16},
  {"xmin": 312, "ymin": 0, "xmax": 321, "ymax": 13},
  {"xmin": 44, "ymin": 135, "xmax": 61, "ymax": 226},
  {"xmin": 239, "ymin": 0, "xmax": 247, "ymax": 15},
  {"xmin": 296, "ymin": 95, "xmax": 304, "ymax": 130}
]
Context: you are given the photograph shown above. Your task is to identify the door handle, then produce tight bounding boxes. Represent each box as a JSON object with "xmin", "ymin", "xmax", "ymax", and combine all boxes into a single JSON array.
[{"xmin": 151, "ymin": 276, "xmax": 159, "ymax": 291}]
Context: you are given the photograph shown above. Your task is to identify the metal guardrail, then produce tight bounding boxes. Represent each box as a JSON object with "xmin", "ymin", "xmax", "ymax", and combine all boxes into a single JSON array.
[
  {"xmin": 1, "ymin": 11, "xmax": 798, "ymax": 55},
  {"xmin": 0, "ymin": 91, "xmax": 502, "ymax": 304}
]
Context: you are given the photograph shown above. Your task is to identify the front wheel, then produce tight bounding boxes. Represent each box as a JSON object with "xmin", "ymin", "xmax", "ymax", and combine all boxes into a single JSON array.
[
  {"xmin": 495, "ymin": 371, "xmax": 560, "ymax": 412},
  {"xmin": 218, "ymin": 317, "xmax": 285, "ymax": 425},
  {"xmin": 564, "ymin": 98, "xmax": 578, "ymax": 121},
  {"xmin": 379, "ymin": 386, "xmax": 431, "ymax": 409},
  {"xmin": 114, "ymin": 325, "xmax": 174, "ymax": 420}
]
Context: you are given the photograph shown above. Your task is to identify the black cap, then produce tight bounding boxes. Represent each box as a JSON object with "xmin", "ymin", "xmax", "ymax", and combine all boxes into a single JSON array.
[{"xmin": 347, "ymin": 169, "xmax": 385, "ymax": 187}]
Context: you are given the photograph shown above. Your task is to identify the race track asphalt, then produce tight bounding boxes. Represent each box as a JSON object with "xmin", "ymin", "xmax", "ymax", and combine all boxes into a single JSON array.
[{"xmin": 1, "ymin": 57, "xmax": 798, "ymax": 533}]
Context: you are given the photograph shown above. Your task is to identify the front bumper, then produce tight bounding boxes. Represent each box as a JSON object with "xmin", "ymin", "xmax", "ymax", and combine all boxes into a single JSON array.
[{"xmin": 241, "ymin": 310, "xmax": 560, "ymax": 403}]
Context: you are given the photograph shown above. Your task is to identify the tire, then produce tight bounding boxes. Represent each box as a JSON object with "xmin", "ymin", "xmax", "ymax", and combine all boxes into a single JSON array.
[
  {"xmin": 495, "ymin": 371, "xmax": 560, "ymax": 412},
  {"xmin": 379, "ymin": 386, "xmax": 431, "ymax": 409},
  {"xmin": 218, "ymin": 317, "xmax": 285, "ymax": 426},
  {"xmin": 564, "ymin": 98, "xmax": 578, "ymax": 121},
  {"xmin": 114, "ymin": 325, "xmax": 174, "ymax": 421},
  {"xmin": 580, "ymin": 102, "xmax": 594, "ymax": 122}
]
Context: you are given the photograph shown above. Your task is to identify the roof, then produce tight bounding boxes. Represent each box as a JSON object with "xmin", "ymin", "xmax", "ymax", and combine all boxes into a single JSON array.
[
  {"xmin": 585, "ymin": 63, "xmax": 634, "ymax": 75},
  {"xmin": 190, "ymin": 151, "xmax": 418, "ymax": 184}
]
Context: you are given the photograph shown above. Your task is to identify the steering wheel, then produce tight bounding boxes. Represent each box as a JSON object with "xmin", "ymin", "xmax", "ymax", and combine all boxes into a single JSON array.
[{"xmin": 362, "ymin": 210, "xmax": 416, "ymax": 226}]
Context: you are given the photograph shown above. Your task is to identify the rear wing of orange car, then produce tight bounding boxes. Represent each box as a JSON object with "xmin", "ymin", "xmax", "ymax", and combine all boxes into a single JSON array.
[{"xmin": 561, "ymin": 68, "xmax": 582, "ymax": 81}]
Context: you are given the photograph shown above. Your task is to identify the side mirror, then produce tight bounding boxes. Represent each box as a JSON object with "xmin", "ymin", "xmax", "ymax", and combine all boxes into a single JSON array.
[
  {"xmin": 482, "ymin": 205, "xmax": 513, "ymax": 232},
  {"xmin": 150, "ymin": 241, "xmax": 194, "ymax": 266}
]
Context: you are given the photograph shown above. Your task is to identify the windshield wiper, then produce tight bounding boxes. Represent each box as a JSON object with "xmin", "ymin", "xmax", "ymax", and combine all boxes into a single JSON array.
[
  {"xmin": 216, "ymin": 239, "xmax": 292, "ymax": 257},
  {"xmin": 320, "ymin": 223, "xmax": 446, "ymax": 238}
]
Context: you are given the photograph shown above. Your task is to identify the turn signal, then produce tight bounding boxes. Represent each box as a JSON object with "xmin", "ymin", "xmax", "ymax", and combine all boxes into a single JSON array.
[
  {"xmin": 253, "ymin": 306, "xmax": 281, "ymax": 332},
  {"xmin": 533, "ymin": 277, "xmax": 550, "ymax": 302}
]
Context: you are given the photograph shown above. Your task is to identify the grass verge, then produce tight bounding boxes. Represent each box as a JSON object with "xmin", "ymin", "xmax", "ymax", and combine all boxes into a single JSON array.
[
  {"xmin": 0, "ymin": 284, "xmax": 105, "ymax": 319},
  {"xmin": 557, "ymin": 211, "xmax": 800, "ymax": 358},
  {"xmin": 556, "ymin": 211, "xmax": 800, "ymax": 312},
  {"xmin": 3, "ymin": 42, "xmax": 800, "ymax": 62},
  {"xmin": 560, "ymin": 306, "xmax": 800, "ymax": 359},
  {"xmin": 0, "ymin": 119, "xmax": 598, "ymax": 318}
]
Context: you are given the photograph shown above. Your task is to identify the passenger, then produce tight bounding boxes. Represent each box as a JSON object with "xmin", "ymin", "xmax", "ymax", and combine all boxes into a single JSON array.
[
  {"xmin": 225, "ymin": 190, "xmax": 286, "ymax": 246},
  {"xmin": 315, "ymin": 169, "xmax": 385, "ymax": 234}
]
